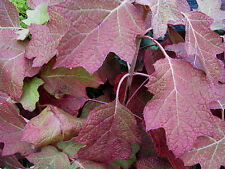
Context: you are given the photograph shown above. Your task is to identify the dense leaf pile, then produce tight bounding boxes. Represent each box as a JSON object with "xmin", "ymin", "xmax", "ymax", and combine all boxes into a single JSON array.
[{"xmin": 0, "ymin": 0, "xmax": 224, "ymax": 168}]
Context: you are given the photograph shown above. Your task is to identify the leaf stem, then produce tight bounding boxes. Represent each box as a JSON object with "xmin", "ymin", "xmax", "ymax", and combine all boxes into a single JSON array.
[
  {"xmin": 123, "ymin": 36, "xmax": 142, "ymax": 105},
  {"xmin": 87, "ymin": 99, "xmax": 108, "ymax": 104},
  {"xmin": 139, "ymin": 35, "xmax": 171, "ymax": 60},
  {"xmin": 126, "ymin": 77, "xmax": 149, "ymax": 107},
  {"xmin": 217, "ymin": 100, "xmax": 224, "ymax": 120}
]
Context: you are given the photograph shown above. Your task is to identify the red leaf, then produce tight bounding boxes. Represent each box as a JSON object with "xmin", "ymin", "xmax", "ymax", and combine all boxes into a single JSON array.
[
  {"xmin": 183, "ymin": 11, "xmax": 225, "ymax": 83},
  {"xmin": 148, "ymin": 128, "xmax": 186, "ymax": 169},
  {"xmin": 165, "ymin": 43, "xmax": 202, "ymax": 70},
  {"xmin": 0, "ymin": 30, "xmax": 26, "ymax": 100},
  {"xmin": 76, "ymin": 101, "xmax": 140, "ymax": 163},
  {"xmin": 136, "ymin": 0, "xmax": 189, "ymax": 38},
  {"xmin": 22, "ymin": 105, "xmax": 86, "ymax": 148},
  {"xmin": 27, "ymin": 0, "xmax": 64, "ymax": 9},
  {"xmin": 25, "ymin": 6, "xmax": 69, "ymax": 67},
  {"xmin": 136, "ymin": 157, "xmax": 172, "ymax": 169},
  {"xmin": 0, "ymin": 0, "xmax": 20, "ymax": 29},
  {"xmin": 181, "ymin": 117, "xmax": 225, "ymax": 169},
  {"xmin": 0, "ymin": 92, "xmax": 32, "ymax": 156},
  {"xmin": 144, "ymin": 58, "xmax": 217, "ymax": 157},
  {"xmin": 196, "ymin": 0, "xmax": 225, "ymax": 30},
  {"xmin": 39, "ymin": 87, "xmax": 87, "ymax": 116},
  {"xmin": 54, "ymin": 0, "xmax": 145, "ymax": 73}
]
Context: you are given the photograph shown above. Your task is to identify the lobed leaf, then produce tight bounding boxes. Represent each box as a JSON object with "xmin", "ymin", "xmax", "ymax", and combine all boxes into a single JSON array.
[
  {"xmin": 181, "ymin": 117, "xmax": 225, "ymax": 169},
  {"xmin": 25, "ymin": 6, "xmax": 69, "ymax": 67},
  {"xmin": 183, "ymin": 11, "xmax": 225, "ymax": 83},
  {"xmin": 0, "ymin": 30, "xmax": 26, "ymax": 100},
  {"xmin": 76, "ymin": 101, "xmax": 140, "ymax": 163},
  {"xmin": 144, "ymin": 58, "xmax": 218, "ymax": 157},
  {"xmin": 54, "ymin": 0, "xmax": 145, "ymax": 73},
  {"xmin": 0, "ymin": 91, "xmax": 32, "ymax": 156}
]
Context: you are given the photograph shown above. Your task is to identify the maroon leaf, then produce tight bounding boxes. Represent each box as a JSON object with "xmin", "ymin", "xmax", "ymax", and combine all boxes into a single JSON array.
[
  {"xmin": 0, "ymin": 30, "xmax": 26, "ymax": 100},
  {"xmin": 41, "ymin": 59, "xmax": 102, "ymax": 98},
  {"xmin": 76, "ymin": 101, "xmax": 140, "ymax": 163},
  {"xmin": 22, "ymin": 105, "xmax": 86, "ymax": 148},
  {"xmin": 25, "ymin": 6, "xmax": 69, "ymax": 67},
  {"xmin": 54, "ymin": 0, "xmax": 145, "ymax": 73},
  {"xmin": 0, "ymin": 149, "xmax": 24, "ymax": 169},
  {"xmin": 0, "ymin": 0, "xmax": 20, "ymax": 29},
  {"xmin": 144, "ymin": 58, "xmax": 218, "ymax": 157},
  {"xmin": 0, "ymin": 91, "xmax": 32, "ymax": 156},
  {"xmin": 136, "ymin": 157, "xmax": 172, "ymax": 169},
  {"xmin": 181, "ymin": 117, "xmax": 225, "ymax": 169},
  {"xmin": 183, "ymin": 11, "xmax": 225, "ymax": 83}
]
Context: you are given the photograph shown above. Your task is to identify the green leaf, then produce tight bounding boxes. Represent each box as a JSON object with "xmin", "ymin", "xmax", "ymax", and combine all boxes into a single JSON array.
[
  {"xmin": 112, "ymin": 144, "xmax": 140, "ymax": 169},
  {"xmin": 19, "ymin": 77, "xmax": 44, "ymax": 111},
  {"xmin": 57, "ymin": 137, "xmax": 85, "ymax": 159},
  {"xmin": 23, "ymin": 3, "xmax": 49, "ymax": 25},
  {"xmin": 27, "ymin": 146, "xmax": 70, "ymax": 169}
]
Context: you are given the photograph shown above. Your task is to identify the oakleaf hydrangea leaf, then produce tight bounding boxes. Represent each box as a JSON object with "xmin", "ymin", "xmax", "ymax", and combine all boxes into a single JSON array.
[
  {"xmin": 0, "ymin": 30, "xmax": 26, "ymax": 100},
  {"xmin": 22, "ymin": 105, "xmax": 86, "ymax": 148},
  {"xmin": 54, "ymin": 0, "xmax": 145, "ymax": 73},
  {"xmin": 181, "ymin": 117, "xmax": 225, "ymax": 169},
  {"xmin": 113, "ymin": 144, "xmax": 140, "ymax": 169},
  {"xmin": 0, "ymin": 91, "xmax": 32, "ymax": 156},
  {"xmin": 27, "ymin": 145, "xmax": 70, "ymax": 169},
  {"xmin": 41, "ymin": 59, "xmax": 102, "ymax": 98},
  {"xmin": 136, "ymin": 157, "xmax": 172, "ymax": 169},
  {"xmin": 76, "ymin": 101, "xmax": 140, "ymax": 163},
  {"xmin": 27, "ymin": 0, "xmax": 64, "ymax": 9},
  {"xmin": 183, "ymin": 11, "xmax": 225, "ymax": 83},
  {"xmin": 196, "ymin": 0, "xmax": 225, "ymax": 30},
  {"xmin": 71, "ymin": 159, "xmax": 110, "ymax": 169},
  {"xmin": 0, "ymin": 0, "xmax": 20, "ymax": 30},
  {"xmin": 57, "ymin": 137, "xmax": 85, "ymax": 159},
  {"xmin": 19, "ymin": 77, "xmax": 44, "ymax": 112},
  {"xmin": 144, "ymin": 58, "xmax": 218, "ymax": 157},
  {"xmin": 25, "ymin": 6, "xmax": 69, "ymax": 67},
  {"xmin": 135, "ymin": 0, "xmax": 189, "ymax": 38},
  {"xmin": 23, "ymin": 3, "xmax": 49, "ymax": 26}
]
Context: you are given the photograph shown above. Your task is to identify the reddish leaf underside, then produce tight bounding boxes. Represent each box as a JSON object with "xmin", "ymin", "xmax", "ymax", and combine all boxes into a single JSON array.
[
  {"xmin": 0, "ymin": 0, "xmax": 20, "ymax": 29},
  {"xmin": 76, "ymin": 101, "xmax": 140, "ymax": 163},
  {"xmin": 25, "ymin": 6, "xmax": 69, "ymax": 67},
  {"xmin": 184, "ymin": 11, "xmax": 225, "ymax": 83},
  {"xmin": 54, "ymin": 0, "xmax": 145, "ymax": 73},
  {"xmin": 0, "ymin": 30, "xmax": 26, "ymax": 100},
  {"xmin": 144, "ymin": 58, "xmax": 218, "ymax": 157},
  {"xmin": 41, "ymin": 59, "xmax": 102, "ymax": 98},
  {"xmin": 181, "ymin": 117, "xmax": 225, "ymax": 169},
  {"xmin": 22, "ymin": 105, "xmax": 86, "ymax": 148},
  {"xmin": 0, "ymin": 92, "xmax": 32, "ymax": 156}
]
